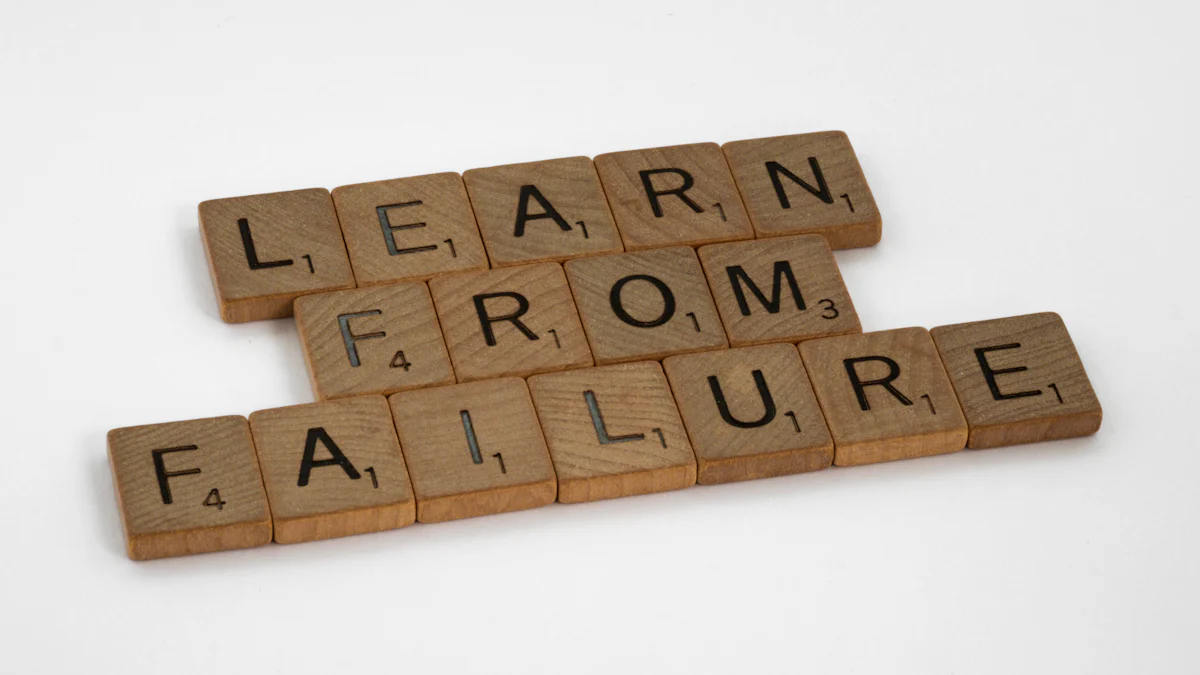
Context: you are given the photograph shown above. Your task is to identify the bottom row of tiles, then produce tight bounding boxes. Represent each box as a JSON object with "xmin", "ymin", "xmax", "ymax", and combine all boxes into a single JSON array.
[{"xmin": 108, "ymin": 313, "xmax": 1102, "ymax": 560}]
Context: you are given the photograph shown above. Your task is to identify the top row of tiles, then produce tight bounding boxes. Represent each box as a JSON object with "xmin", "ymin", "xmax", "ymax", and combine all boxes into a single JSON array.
[{"xmin": 199, "ymin": 132, "xmax": 881, "ymax": 322}]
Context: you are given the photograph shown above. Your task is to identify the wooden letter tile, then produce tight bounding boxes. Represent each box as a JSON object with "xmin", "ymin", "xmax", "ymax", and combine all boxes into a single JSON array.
[
  {"xmin": 698, "ymin": 234, "xmax": 861, "ymax": 347},
  {"xmin": 723, "ymin": 131, "xmax": 881, "ymax": 249},
  {"xmin": 527, "ymin": 361, "xmax": 696, "ymax": 503},
  {"xmin": 463, "ymin": 157, "xmax": 623, "ymax": 267},
  {"xmin": 294, "ymin": 282, "xmax": 455, "ymax": 400},
  {"xmin": 107, "ymin": 416, "xmax": 271, "ymax": 560},
  {"xmin": 663, "ymin": 344, "xmax": 833, "ymax": 484},
  {"xmin": 428, "ymin": 262, "xmax": 592, "ymax": 381},
  {"xmin": 199, "ymin": 188, "xmax": 356, "ymax": 322},
  {"xmin": 799, "ymin": 328, "xmax": 968, "ymax": 466},
  {"xmin": 388, "ymin": 378, "xmax": 557, "ymax": 522},
  {"xmin": 331, "ymin": 173, "xmax": 488, "ymax": 286},
  {"xmin": 249, "ymin": 396, "xmax": 415, "ymax": 544},
  {"xmin": 564, "ymin": 247, "xmax": 728, "ymax": 364},
  {"xmin": 931, "ymin": 312, "xmax": 1102, "ymax": 449},
  {"xmin": 594, "ymin": 143, "xmax": 753, "ymax": 251}
]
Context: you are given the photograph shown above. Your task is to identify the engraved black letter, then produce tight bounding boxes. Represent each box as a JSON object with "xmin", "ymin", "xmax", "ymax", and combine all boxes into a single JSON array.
[
  {"xmin": 338, "ymin": 310, "xmax": 385, "ymax": 368},
  {"xmin": 610, "ymin": 274, "xmax": 676, "ymax": 328},
  {"xmin": 639, "ymin": 168, "xmax": 704, "ymax": 217},
  {"xmin": 152, "ymin": 445, "xmax": 202, "ymax": 505},
  {"xmin": 239, "ymin": 218, "xmax": 294, "ymax": 270},
  {"xmin": 844, "ymin": 356, "xmax": 913, "ymax": 411},
  {"xmin": 766, "ymin": 158, "xmax": 834, "ymax": 208},
  {"xmin": 514, "ymin": 185, "xmax": 572, "ymax": 237},
  {"xmin": 376, "ymin": 201, "xmax": 438, "ymax": 256},
  {"xmin": 975, "ymin": 344, "xmax": 1043, "ymax": 401},
  {"xmin": 298, "ymin": 427, "xmax": 361, "ymax": 487},
  {"xmin": 708, "ymin": 370, "xmax": 777, "ymax": 428},
  {"xmin": 473, "ymin": 292, "xmax": 539, "ymax": 346},
  {"xmin": 726, "ymin": 261, "xmax": 806, "ymax": 315}
]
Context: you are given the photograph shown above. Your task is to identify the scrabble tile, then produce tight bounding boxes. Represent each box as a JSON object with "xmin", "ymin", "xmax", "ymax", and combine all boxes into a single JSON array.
[
  {"xmin": 199, "ymin": 188, "xmax": 356, "ymax": 323},
  {"xmin": 698, "ymin": 234, "xmax": 861, "ymax": 347},
  {"xmin": 799, "ymin": 328, "xmax": 968, "ymax": 466},
  {"xmin": 527, "ymin": 361, "xmax": 695, "ymax": 503},
  {"xmin": 723, "ymin": 131, "xmax": 882, "ymax": 249},
  {"xmin": 463, "ymin": 157, "xmax": 623, "ymax": 267},
  {"xmin": 429, "ymin": 262, "xmax": 592, "ymax": 382},
  {"xmin": 331, "ymin": 173, "xmax": 488, "ymax": 286},
  {"xmin": 564, "ymin": 247, "xmax": 727, "ymax": 365},
  {"xmin": 294, "ymin": 282, "xmax": 454, "ymax": 400},
  {"xmin": 249, "ymin": 396, "xmax": 415, "ymax": 544},
  {"xmin": 663, "ymin": 344, "xmax": 833, "ymax": 484},
  {"xmin": 107, "ymin": 416, "xmax": 271, "ymax": 560},
  {"xmin": 931, "ymin": 312, "xmax": 1102, "ymax": 449},
  {"xmin": 594, "ymin": 142, "xmax": 753, "ymax": 251},
  {"xmin": 388, "ymin": 378, "xmax": 557, "ymax": 522},
  {"xmin": 721, "ymin": 131, "xmax": 881, "ymax": 249}
]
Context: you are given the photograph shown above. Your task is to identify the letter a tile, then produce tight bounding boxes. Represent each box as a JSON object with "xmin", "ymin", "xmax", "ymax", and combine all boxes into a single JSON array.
[
  {"xmin": 463, "ymin": 157, "xmax": 623, "ymax": 267},
  {"xmin": 594, "ymin": 143, "xmax": 754, "ymax": 251},
  {"xmin": 723, "ymin": 131, "xmax": 881, "ymax": 249},
  {"xmin": 294, "ymin": 281, "xmax": 455, "ymax": 400},
  {"xmin": 931, "ymin": 312, "xmax": 1102, "ymax": 449},
  {"xmin": 429, "ymin": 262, "xmax": 592, "ymax": 382},
  {"xmin": 527, "ymin": 361, "xmax": 696, "ymax": 503},
  {"xmin": 800, "ymin": 328, "xmax": 968, "ymax": 466},
  {"xmin": 564, "ymin": 247, "xmax": 728, "ymax": 365},
  {"xmin": 698, "ymin": 234, "xmax": 861, "ymax": 347},
  {"xmin": 663, "ymin": 344, "xmax": 833, "ymax": 484},
  {"xmin": 249, "ymin": 396, "xmax": 415, "ymax": 544},
  {"xmin": 331, "ymin": 173, "xmax": 489, "ymax": 286},
  {"xmin": 108, "ymin": 416, "xmax": 272, "ymax": 560},
  {"xmin": 388, "ymin": 378, "xmax": 557, "ymax": 522},
  {"xmin": 199, "ymin": 188, "xmax": 356, "ymax": 322}
]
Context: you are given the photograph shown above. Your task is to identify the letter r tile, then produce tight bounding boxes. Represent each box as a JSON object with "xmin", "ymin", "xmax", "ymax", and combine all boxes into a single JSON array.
[
  {"xmin": 931, "ymin": 312, "xmax": 1102, "ymax": 448},
  {"xmin": 594, "ymin": 143, "xmax": 754, "ymax": 251},
  {"xmin": 527, "ymin": 361, "xmax": 696, "ymax": 503},
  {"xmin": 199, "ymin": 188, "xmax": 356, "ymax": 322},
  {"xmin": 428, "ymin": 262, "xmax": 592, "ymax": 382},
  {"xmin": 107, "ymin": 416, "xmax": 272, "ymax": 560},
  {"xmin": 800, "ymin": 328, "xmax": 968, "ymax": 467},
  {"xmin": 294, "ymin": 281, "xmax": 455, "ymax": 400}
]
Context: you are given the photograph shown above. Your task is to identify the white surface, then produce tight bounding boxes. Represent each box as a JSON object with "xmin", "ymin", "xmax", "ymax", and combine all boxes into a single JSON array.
[{"xmin": 1, "ymin": 1, "xmax": 1196, "ymax": 672}]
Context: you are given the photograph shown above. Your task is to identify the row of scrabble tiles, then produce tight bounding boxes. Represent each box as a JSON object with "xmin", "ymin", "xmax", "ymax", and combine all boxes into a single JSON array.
[
  {"xmin": 296, "ymin": 234, "xmax": 858, "ymax": 399},
  {"xmin": 109, "ymin": 313, "xmax": 1102, "ymax": 560},
  {"xmin": 199, "ymin": 132, "xmax": 881, "ymax": 323}
]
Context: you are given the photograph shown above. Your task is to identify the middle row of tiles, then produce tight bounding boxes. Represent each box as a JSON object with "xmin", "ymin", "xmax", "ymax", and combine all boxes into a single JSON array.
[{"xmin": 295, "ymin": 233, "xmax": 859, "ymax": 400}]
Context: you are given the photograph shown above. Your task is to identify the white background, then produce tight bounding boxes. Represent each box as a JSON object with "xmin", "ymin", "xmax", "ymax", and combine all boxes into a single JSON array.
[{"xmin": 1, "ymin": 1, "xmax": 1196, "ymax": 672}]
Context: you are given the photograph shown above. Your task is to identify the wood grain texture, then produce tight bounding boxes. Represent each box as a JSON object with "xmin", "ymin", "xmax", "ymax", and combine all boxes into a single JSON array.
[
  {"xmin": 931, "ymin": 312, "xmax": 1102, "ymax": 449},
  {"xmin": 388, "ymin": 378, "xmax": 557, "ymax": 522},
  {"xmin": 248, "ymin": 396, "xmax": 415, "ymax": 544},
  {"xmin": 594, "ymin": 142, "xmax": 753, "ymax": 251},
  {"xmin": 663, "ymin": 344, "xmax": 833, "ymax": 484},
  {"xmin": 294, "ymin": 281, "xmax": 454, "ymax": 400},
  {"xmin": 800, "ymin": 328, "xmax": 968, "ymax": 466},
  {"xmin": 527, "ymin": 361, "xmax": 696, "ymax": 503},
  {"xmin": 698, "ymin": 234, "xmax": 862, "ymax": 347},
  {"xmin": 463, "ymin": 156, "xmax": 623, "ymax": 267},
  {"xmin": 107, "ymin": 416, "xmax": 271, "ymax": 560},
  {"xmin": 723, "ymin": 131, "xmax": 881, "ymax": 249},
  {"xmin": 428, "ymin": 262, "xmax": 592, "ymax": 382},
  {"xmin": 199, "ymin": 188, "xmax": 355, "ymax": 322},
  {"xmin": 564, "ymin": 246, "xmax": 728, "ymax": 364},
  {"xmin": 331, "ymin": 173, "xmax": 488, "ymax": 286}
]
